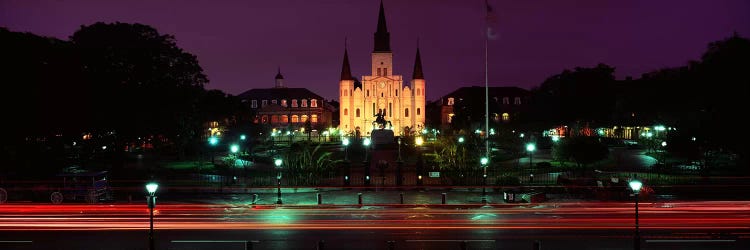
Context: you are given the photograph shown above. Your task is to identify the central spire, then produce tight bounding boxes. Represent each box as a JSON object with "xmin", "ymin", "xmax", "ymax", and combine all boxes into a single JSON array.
[
  {"xmin": 340, "ymin": 43, "xmax": 354, "ymax": 81},
  {"xmin": 373, "ymin": 0, "xmax": 391, "ymax": 52}
]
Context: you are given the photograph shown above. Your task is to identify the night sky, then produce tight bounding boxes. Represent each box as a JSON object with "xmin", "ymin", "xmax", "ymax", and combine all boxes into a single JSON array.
[{"xmin": 3, "ymin": 0, "xmax": 749, "ymax": 101}]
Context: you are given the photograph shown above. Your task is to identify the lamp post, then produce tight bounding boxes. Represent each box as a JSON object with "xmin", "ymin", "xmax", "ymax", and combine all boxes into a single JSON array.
[
  {"xmin": 275, "ymin": 158, "xmax": 283, "ymax": 204},
  {"xmin": 363, "ymin": 138, "xmax": 371, "ymax": 161},
  {"xmin": 343, "ymin": 138, "xmax": 350, "ymax": 161},
  {"xmin": 480, "ymin": 156, "xmax": 488, "ymax": 204},
  {"xmin": 208, "ymin": 136, "xmax": 219, "ymax": 163},
  {"xmin": 629, "ymin": 179, "xmax": 643, "ymax": 250},
  {"xmin": 661, "ymin": 141, "xmax": 667, "ymax": 165},
  {"xmin": 526, "ymin": 143, "xmax": 536, "ymax": 169},
  {"xmin": 145, "ymin": 182, "xmax": 159, "ymax": 250},
  {"xmin": 397, "ymin": 137, "xmax": 402, "ymax": 161}
]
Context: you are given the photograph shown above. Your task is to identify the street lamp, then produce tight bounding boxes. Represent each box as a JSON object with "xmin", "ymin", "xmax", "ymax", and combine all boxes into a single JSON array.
[
  {"xmin": 397, "ymin": 137, "xmax": 402, "ymax": 161},
  {"xmin": 363, "ymin": 138, "xmax": 371, "ymax": 162},
  {"xmin": 342, "ymin": 138, "xmax": 350, "ymax": 161},
  {"xmin": 629, "ymin": 179, "xmax": 643, "ymax": 250},
  {"xmin": 526, "ymin": 143, "xmax": 536, "ymax": 168},
  {"xmin": 458, "ymin": 136, "xmax": 465, "ymax": 143},
  {"xmin": 145, "ymin": 182, "xmax": 159, "ymax": 250},
  {"xmin": 240, "ymin": 134, "xmax": 246, "ymax": 141},
  {"xmin": 480, "ymin": 156, "xmax": 488, "ymax": 204},
  {"xmin": 274, "ymin": 158, "xmax": 283, "ymax": 204},
  {"xmin": 230, "ymin": 144, "xmax": 239, "ymax": 154}
]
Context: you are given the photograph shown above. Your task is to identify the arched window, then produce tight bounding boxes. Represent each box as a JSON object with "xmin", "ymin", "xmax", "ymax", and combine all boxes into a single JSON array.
[
  {"xmin": 417, "ymin": 108, "xmax": 421, "ymax": 116},
  {"xmin": 271, "ymin": 115, "xmax": 279, "ymax": 123},
  {"xmin": 301, "ymin": 115, "xmax": 308, "ymax": 122},
  {"xmin": 281, "ymin": 115, "xmax": 289, "ymax": 123},
  {"xmin": 344, "ymin": 109, "xmax": 348, "ymax": 116},
  {"xmin": 356, "ymin": 108, "xmax": 360, "ymax": 117},
  {"xmin": 281, "ymin": 99, "xmax": 287, "ymax": 107},
  {"xmin": 311, "ymin": 99, "xmax": 318, "ymax": 107},
  {"xmin": 405, "ymin": 108, "xmax": 409, "ymax": 117},
  {"xmin": 311, "ymin": 114, "xmax": 318, "ymax": 123},
  {"xmin": 502, "ymin": 113, "xmax": 510, "ymax": 122},
  {"xmin": 301, "ymin": 99, "xmax": 308, "ymax": 107},
  {"xmin": 291, "ymin": 115, "xmax": 299, "ymax": 123}
]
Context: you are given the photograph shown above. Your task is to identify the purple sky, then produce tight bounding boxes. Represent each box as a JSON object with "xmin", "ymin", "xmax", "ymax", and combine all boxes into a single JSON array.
[{"xmin": 3, "ymin": 0, "xmax": 749, "ymax": 101}]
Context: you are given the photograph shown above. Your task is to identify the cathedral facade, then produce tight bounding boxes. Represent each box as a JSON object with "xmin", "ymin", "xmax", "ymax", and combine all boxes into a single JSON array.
[{"xmin": 338, "ymin": 1, "xmax": 426, "ymax": 137}]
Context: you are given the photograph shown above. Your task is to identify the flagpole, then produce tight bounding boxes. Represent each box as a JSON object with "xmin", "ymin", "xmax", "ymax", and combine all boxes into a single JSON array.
[{"xmin": 484, "ymin": 1, "xmax": 490, "ymax": 161}]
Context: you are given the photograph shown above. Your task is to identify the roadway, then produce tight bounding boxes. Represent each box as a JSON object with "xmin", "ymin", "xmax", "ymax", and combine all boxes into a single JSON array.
[{"xmin": 1, "ymin": 201, "xmax": 748, "ymax": 249}]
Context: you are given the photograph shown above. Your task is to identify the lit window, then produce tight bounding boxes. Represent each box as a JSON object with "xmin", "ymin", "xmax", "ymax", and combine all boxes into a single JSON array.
[
  {"xmin": 281, "ymin": 99, "xmax": 287, "ymax": 107},
  {"xmin": 447, "ymin": 97, "xmax": 454, "ymax": 106},
  {"xmin": 281, "ymin": 115, "xmax": 289, "ymax": 123},
  {"xmin": 292, "ymin": 99, "xmax": 298, "ymax": 107},
  {"xmin": 502, "ymin": 113, "xmax": 510, "ymax": 122},
  {"xmin": 271, "ymin": 115, "xmax": 279, "ymax": 123},
  {"xmin": 311, "ymin": 114, "xmax": 318, "ymax": 123},
  {"xmin": 292, "ymin": 115, "xmax": 299, "ymax": 123},
  {"xmin": 251, "ymin": 100, "xmax": 257, "ymax": 108},
  {"xmin": 311, "ymin": 99, "xmax": 318, "ymax": 107},
  {"xmin": 301, "ymin": 115, "xmax": 308, "ymax": 122},
  {"xmin": 514, "ymin": 97, "xmax": 521, "ymax": 105},
  {"xmin": 262, "ymin": 115, "xmax": 268, "ymax": 123},
  {"xmin": 302, "ymin": 99, "xmax": 308, "ymax": 107},
  {"xmin": 503, "ymin": 97, "xmax": 509, "ymax": 105}
]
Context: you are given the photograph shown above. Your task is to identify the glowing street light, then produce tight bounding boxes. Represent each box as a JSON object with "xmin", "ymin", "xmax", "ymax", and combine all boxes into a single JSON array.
[
  {"xmin": 230, "ymin": 144, "xmax": 239, "ymax": 154},
  {"xmin": 342, "ymin": 138, "xmax": 350, "ymax": 161},
  {"xmin": 480, "ymin": 156, "xmax": 489, "ymax": 204},
  {"xmin": 208, "ymin": 136, "xmax": 219, "ymax": 146},
  {"xmin": 145, "ymin": 182, "xmax": 159, "ymax": 250},
  {"xmin": 415, "ymin": 137, "xmax": 424, "ymax": 146},
  {"xmin": 526, "ymin": 143, "xmax": 536, "ymax": 168},
  {"xmin": 274, "ymin": 159, "xmax": 283, "ymax": 204},
  {"xmin": 240, "ymin": 134, "xmax": 246, "ymax": 140},
  {"xmin": 458, "ymin": 136, "xmax": 465, "ymax": 143},
  {"xmin": 629, "ymin": 179, "xmax": 643, "ymax": 250},
  {"xmin": 552, "ymin": 135, "xmax": 560, "ymax": 142},
  {"xmin": 363, "ymin": 138, "xmax": 371, "ymax": 162}
]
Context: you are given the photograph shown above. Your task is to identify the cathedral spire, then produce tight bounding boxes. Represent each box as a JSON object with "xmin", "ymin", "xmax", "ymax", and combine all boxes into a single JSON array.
[
  {"xmin": 373, "ymin": 0, "xmax": 391, "ymax": 52},
  {"xmin": 412, "ymin": 44, "xmax": 424, "ymax": 80},
  {"xmin": 340, "ymin": 41, "xmax": 354, "ymax": 81}
]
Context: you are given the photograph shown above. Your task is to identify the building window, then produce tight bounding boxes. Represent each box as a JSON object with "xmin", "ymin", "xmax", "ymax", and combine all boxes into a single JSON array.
[
  {"xmin": 381, "ymin": 93, "xmax": 384, "ymax": 97},
  {"xmin": 448, "ymin": 113, "xmax": 454, "ymax": 123},
  {"xmin": 271, "ymin": 115, "xmax": 279, "ymax": 123},
  {"xmin": 344, "ymin": 109, "xmax": 348, "ymax": 116},
  {"xmin": 301, "ymin": 115, "xmax": 308, "ymax": 122},
  {"xmin": 292, "ymin": 99, "xmax": 298, "ymax": 107},
  {"xmin": 356, "ymin": 108, "xmax": 360, "ymax": 117},
  {"xmin": 389, "ymin": 103, "xmax": 392, "ymax": 117},
  {"xmin": 291, "ymin": 115, "xmax": 299, "ymax": 123},
  {"xmin": 502, "ymin": 113, "xmax": 510, "ymax": 122},
  {"xmin": 367, "ymin": 90, "xmax": 369, "ymax": 97},
  {"xmin": 447, "ymin": 97, "xmax": 454, "ymax": 106},
  {"xmin": 405, "ymin": 108, "xmax": 409, "ymax": 117},
  {"xmin": 372, "ymin": 103, "xmax": 375, "ymax": 115},
  {"xmin": 262, "ymin": 100, "xmax": 268, "ymax": 107},
  {"xmin": 503, "ymin": 97, "xmax": 509, "ymax": 105},
  {"xmin": 251, "ymin": 100, "xmax": 257, "ymax": 108},
  {"xmin": 514, "ymin": 97, "xmax": 521, "ymax": 105},
  {"xmin": 417, "ymin": 108, "xmax": 421, "ymax": 116},
  {"xmin": 281, "ymin": 99, "xmax": 287, "ymax": 107},
  {"xmin": 384, "ymin": 68, "xmax": 388, "ymax": 76},
  {"xmin": 281, "ymin": 115, "xmax": 289, "ymax": 123},
  {"xmin": 271, "ymin": 100, "xmax": 277, "ymax": 105},
  {"xmin": 311, "ymin": 99, "xmax": 318, "ymax": 107},
  {"xmin": 262, "ymin": 115, "xmax": 268, "ymax": 123},
  {"xmin": 302, "ymin": 99, "xmax": 308, "ymax": 107},
  {"xmin": 311, "ymin": 114, "xmax": 318, "ymax": 123},
  {"xmin": 396, "ymin": 89, "xmax": 398, "ymax": 96}
]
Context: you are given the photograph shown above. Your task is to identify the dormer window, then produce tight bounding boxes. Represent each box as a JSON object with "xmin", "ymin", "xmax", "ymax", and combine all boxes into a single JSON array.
[
  {"xmin": 292, "ymin": 99, "xmax": 298, "ymax": 107},
  {"xmin": 447, "ymin": 97, "xmax": 455, "ymax": 106},
  {"xmin": 281, "ymin": 99, "xmax": 287, "ymax": 107},
  {"xmin": 262, "ymin": 100, "xmax": 268, "ymax": 107},
  {"xmin": 311, "ymin": 99, "xmax": 318, "ymax": 107},
  {"xmin": 502, "ymin": 97, "xmax": 509, "ymax": 105},
  {"xmin": 271, "ymin": 100, "xmax": 277, "ymax": 105},
  {"xmin": 514, "ymin": 97, "xmax": 521, "ymax": 105},
  {"xmin": 251, "ymin": 100, "xmax": 257, "ymax": 108},
  {"xmin": 301, "ymin": 99, "xmax": 308, "ymax": 107}
]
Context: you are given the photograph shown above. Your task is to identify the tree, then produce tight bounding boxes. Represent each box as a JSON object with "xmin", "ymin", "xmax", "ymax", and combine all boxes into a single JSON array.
[
  {"xmin": 70, "ymin": 22, "xmax": 211, "ymax": 155},
  {"xmin": 568, "ymin": 137, "xmax": 609, "ymax": 167}
]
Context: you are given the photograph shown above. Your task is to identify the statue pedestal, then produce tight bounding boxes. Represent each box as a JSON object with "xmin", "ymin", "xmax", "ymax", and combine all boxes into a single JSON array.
[{"xmin": 371, "ymin": 129, "xmax": 394, "ymax": 145}]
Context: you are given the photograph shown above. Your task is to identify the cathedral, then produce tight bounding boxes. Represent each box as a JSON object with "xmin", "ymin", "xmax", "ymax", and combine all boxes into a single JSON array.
[{"xmin": 338, "ymin": 1, "xmax": 426, "ymax": 137}]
